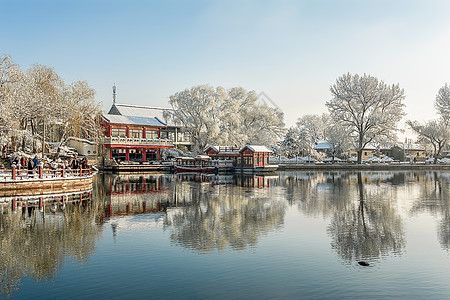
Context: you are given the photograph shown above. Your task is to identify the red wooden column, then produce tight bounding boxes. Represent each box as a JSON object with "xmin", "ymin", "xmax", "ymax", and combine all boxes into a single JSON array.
[
  {"xmin": 110, "ymin": 148, "xmax": 113, "ymax": 159},
  {"xmin": 157, "ymin": 149, "xmax": 161, "ymax": 161},
  {"xmin": 142, "ymin": 149, "xmax": 146, "ymax": 162},
  {"xmin": 125, "ymin": 149, "xmax": 129, "ymax": 161}
]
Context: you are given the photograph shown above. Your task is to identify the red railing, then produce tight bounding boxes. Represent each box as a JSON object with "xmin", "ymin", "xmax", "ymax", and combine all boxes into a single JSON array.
[{"xmin": 1, "ymin": 166, "xmax": 93, "ymax": 181}]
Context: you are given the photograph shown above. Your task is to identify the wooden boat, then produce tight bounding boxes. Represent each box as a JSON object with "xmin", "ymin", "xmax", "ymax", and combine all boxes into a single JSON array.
[{"xmin": 174, "ymin": 156, "xmax": 217, "ymax": 173}]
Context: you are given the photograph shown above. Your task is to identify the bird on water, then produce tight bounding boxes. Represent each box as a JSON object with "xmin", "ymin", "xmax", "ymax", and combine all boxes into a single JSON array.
[{"xmin": 358, "ymin": 261, "xmax": 370, "ymax": 266}]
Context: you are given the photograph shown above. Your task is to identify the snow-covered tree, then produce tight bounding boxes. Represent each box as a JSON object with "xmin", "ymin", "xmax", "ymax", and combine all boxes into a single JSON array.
[
  {"xmin": 0, "ymin": 54, "xmax": 101, "ymax": 155},
  {"xmin": 407, "ymin": 119, "xmax": 448, "ymax": 163},
  {"xmin": 435, "ymin": 83, "xmax": 450, "ymax": 123},
  {"xmin": 61, "ymin": 80, "xmax": 101, "ymax": 144},
  {"xmin": 323, "ymin": 121, "xmax": 351, "ymax": 161},
  {"xmin": 167, "ymin": 85, "xmax": 285, "ymax": 153},
  {"xmin": 408, "ymin": 85, "xmax": 450, "ymax": 163},
  {"xmin": 326, "ymin": 73, "xmax": 405, "ymax": 164},
  {"xmin": 279, "ymin": 127, "xmax": 311, "ymax": 159},
  {"xmin": 167, "ymin": 85, "xmax": 227, "ymax": 153},
  {"xmin": 296, "ymin": 113, "xmax": 329, "ymax": 145}
]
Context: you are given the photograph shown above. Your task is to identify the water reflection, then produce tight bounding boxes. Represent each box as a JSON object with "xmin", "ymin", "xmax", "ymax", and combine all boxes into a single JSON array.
[
  {"xmin": 167, "ymin": 174, "xmax": 285, "ymax": 253},
  {"xmin": 408, "ymin": 172, "xmax": 450, "ymax": 250},
  {"xmin": 3, "ymin": 171, "xmax": 450, "ymax": 297},
  {"xmin": 279, "ymin": 171, "xmax": 450, "ymax": 261},
  {"xmin": 0, "ymin": 182, "xmax": 104, "ymax": 297},
  {"xmin": 100, "ymin": 173, "xmax": 285, "ymax": 252}
]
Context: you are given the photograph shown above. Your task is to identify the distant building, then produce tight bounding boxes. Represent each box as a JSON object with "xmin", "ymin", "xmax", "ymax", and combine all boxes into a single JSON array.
[
  {"xmin": 314, "ymin": 141, "xmax": 332, "ymax": 156},
  {"xmin": 204, "ymin": 145, "xmax": 241, "ymax": 161},
  {"xmin": 348, "ymin": 145, "xmax": 377, "ymax": 160},
  {"xmin": 204, "ymin": 145, "xmax": 273, "ymax": 170},
  {"xmin": 380, "ymin": 143, "xmax": 426, "ymax": 162}
]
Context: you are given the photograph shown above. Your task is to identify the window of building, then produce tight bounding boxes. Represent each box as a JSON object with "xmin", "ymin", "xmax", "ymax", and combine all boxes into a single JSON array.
[
  {"xmin": 130, "ymin": 129, "xmax": 142, "ymax": 138},
  {"xmin": 111, "ymin": 128, "xmax": 126, "ymax": 137},
  {"xmin": 146, "ymin": 130, "xmax": 158, "ymax": 139}
]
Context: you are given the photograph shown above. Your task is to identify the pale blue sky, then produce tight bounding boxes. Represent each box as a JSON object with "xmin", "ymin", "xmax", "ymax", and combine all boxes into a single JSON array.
[{"xmin": 1, "ymin": 0, "xmax": 450, "ymax": 128}]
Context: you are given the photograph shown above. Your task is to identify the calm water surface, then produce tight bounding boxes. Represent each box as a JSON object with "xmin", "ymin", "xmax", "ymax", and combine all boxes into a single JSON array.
[{"xmin": 1, "ymin": 171, "xmax": 450, "ymax": 299}]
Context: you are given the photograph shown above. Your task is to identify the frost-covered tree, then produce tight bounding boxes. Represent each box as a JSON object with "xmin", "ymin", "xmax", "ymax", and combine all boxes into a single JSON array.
[
  {"xmin": 323, "ymin": 121, "xmax": 351, "ymax": 161},
  {"xmin": 279, "ymin": 127, "xmax": 311, "ymax": 159},
  {"xmin": 408, "ymin": 85, "xmax": 450, "ymax": 163},
  {"xmin": 167, "ymin": 85, "xmax": 285, "ymax": 153},
  {"xmin": 435, "ymin": 83, "xmax": 450, "ymax": 123},
  {"xmin": 167, "ymin": 85, "xmax": 227, "ymax": 153},
  {"xmin": 407, "ymin": 119, "xmax": 448, "ymax": 163},
  {"xmin": 296, "ymin": 113, "xmax": 329, "ymax": 145},
  {"xmin": 326, "ymin": 73, "xmax": 405, "ymax": 164},
  {"xmin": 61, "ymin": 80, "xmax": 101, "ymax": 144},
  {"xmin": 0, "ymin": 54, "xmax": 101, "ymax": 156}
]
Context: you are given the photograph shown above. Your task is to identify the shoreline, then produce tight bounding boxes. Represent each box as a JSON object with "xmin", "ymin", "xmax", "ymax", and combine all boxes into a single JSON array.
[{"xmin": 276, "ymin": 164, "xmax": 450, "ymax": 171}]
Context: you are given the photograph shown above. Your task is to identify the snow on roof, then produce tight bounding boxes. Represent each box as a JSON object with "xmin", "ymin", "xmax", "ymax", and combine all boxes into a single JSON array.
[
  {"xmin": 195, "ymin": 155, "xmax": 211, "ymax": 160},
  {"xmin": 204, "ymin": 145, "xmax": 220, "ymax": 152},
  {"xmin": 240, "ymin": 145, "xmax": 273, "ymax": 153},
  {"xmin": 107, "ymin": 103, "xmax": 181, "ymax": 127},
  {"xmin": 104, "ymin": 114, "xmax": 166, "ymax": 127},
  {"xmin": 314, "ymin": 142, "xmax": 331, "ymax": 150},
  {"xmin": 67, "ymin": 137, "xmax": 95, "ymax": 145}
]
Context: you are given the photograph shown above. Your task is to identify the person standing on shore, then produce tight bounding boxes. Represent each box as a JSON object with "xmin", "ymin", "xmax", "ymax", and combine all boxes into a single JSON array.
[{"xmin": 33, "ymin": 156, "xmax": 39, "ymax": 169}]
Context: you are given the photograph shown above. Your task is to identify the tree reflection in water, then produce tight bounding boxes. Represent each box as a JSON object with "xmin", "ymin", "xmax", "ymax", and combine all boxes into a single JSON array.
[
  {"xmin": 409, "ymin": 171, "xmax": 450, "ymax": 250},
  {"xmin": 281, "ymin": 171, "xmax": 406, "ymax": 264},
  {"xmin": 0, "ymin": 179, "xmax": 106, "ymax": 297},
  {"xmin": 166, "ymin": 174, "xmax": 286, "ymax": 253},
  {"xmin": 4, "ymin": 171, "xmax": 450, "ymax": 296}
]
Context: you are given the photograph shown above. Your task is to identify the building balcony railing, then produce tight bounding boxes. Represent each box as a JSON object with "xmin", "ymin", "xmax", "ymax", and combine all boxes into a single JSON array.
[{"xmin": 104, "ymin": 136, "xmax": 174, "ymax": 147}]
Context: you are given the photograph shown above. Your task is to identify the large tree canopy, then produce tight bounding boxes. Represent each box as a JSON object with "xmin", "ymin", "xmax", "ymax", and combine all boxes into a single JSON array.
[
  {"xmin": 326, "ymin": 73, "xmax": 405, "ymax": 163},
  {"xmin": 167, "ymin": 85, "xmax": 285, "ymax": 153},
  {"xmin": 0, "ymin": 54, "xmax": 101, "ymax": 153}
]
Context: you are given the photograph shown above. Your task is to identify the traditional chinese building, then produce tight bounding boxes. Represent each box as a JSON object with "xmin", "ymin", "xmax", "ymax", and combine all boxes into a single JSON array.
[
  {"xmin": 102, "ymin": 111, "xmax": 173, "ymax": 163},
  {"xmin": 107, "ymin": 103, "xmax": 191, "ymax": 150},
  {"xmin": 237, "ymin": 145, "xmax": 272, "ymax": 170},
  {"xmin": 204, "ymin": 145, "xmax": 275, "ymax": 171},
  {"xmin": 102, "ymin": 87, "xmax": 178, "ymax": 163},
  {"xmin": 204, "ymin": 145, "xmax": 241, "ymax": 161}
]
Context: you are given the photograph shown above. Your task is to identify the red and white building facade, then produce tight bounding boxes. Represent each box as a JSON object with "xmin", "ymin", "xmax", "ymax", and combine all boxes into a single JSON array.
[
  {"xmin": 204, "ymin": 145, "xmax": 274, "ymax": 171},
  {"xmin": 102, "ymin": 104, "xmax": 174, "ymax": 163}
]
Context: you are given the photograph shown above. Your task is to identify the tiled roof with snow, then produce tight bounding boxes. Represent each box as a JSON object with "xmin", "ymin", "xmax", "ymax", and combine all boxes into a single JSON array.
[
  {"xmin": 103, "ymin": 114, "xmax": 166, "ymax": 127},
  {"xmin": 107, "ymin": 103, "xmax": 181, "ymax": 127},
  {"xmin": 241, "ymin": 145, "xmax": 273, "ymax": 153}
]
